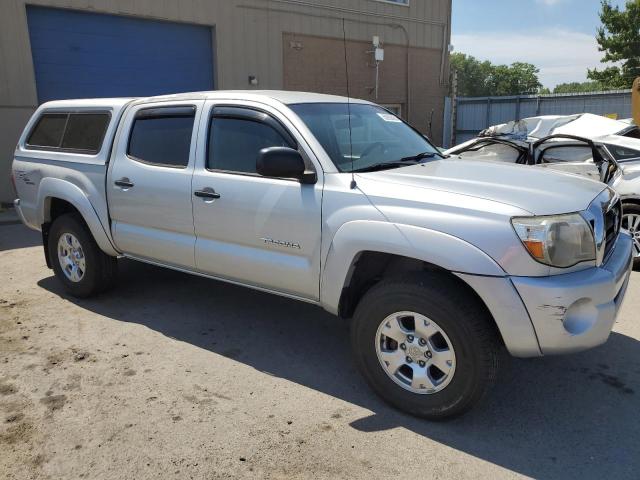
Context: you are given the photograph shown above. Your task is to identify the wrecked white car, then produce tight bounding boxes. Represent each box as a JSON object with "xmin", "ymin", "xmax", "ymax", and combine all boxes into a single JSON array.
[{"xmin": 445, "ymin": 113, "xmax": 640, "ymax": 266}]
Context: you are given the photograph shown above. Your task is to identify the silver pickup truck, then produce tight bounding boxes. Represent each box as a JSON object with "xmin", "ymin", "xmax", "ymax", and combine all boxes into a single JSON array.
[{"xmin": 11, "ymin": 91, "xmax": 634, "ymax": 419}]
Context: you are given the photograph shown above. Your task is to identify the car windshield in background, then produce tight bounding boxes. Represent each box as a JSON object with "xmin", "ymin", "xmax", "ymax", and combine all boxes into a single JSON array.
[{"xmin": 290, "ymin": 103, "xmax": 440, "ymax": 172}]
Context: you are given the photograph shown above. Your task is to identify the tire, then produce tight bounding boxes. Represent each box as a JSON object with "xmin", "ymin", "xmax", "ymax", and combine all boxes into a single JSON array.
[
  {"xmin": 351, "ymin": 273, "xmax": 503, "ymax": 420},
  {"xmin": 48, "ymin": 213, "xmax": 117, "ymax": 298},
  {"xmin": 622, "ymin": 203, "xmax": 640, "ymax": 270}
]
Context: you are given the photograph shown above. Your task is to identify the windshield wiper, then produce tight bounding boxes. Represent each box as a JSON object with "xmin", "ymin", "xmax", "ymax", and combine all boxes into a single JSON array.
[
  {"xmin": 399, "ymin": 151, "xmax": 440, "ymax": 161},
  {"xmin": 352, "ymin": 160, "xmax": 422, "ymax": 173},
  {"xmin": 352, "ymin": 151, "xmax": 440, "ymax": 173}
]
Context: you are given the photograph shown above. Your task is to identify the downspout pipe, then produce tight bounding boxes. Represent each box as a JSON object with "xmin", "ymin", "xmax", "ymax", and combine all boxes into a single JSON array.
[{"xmin": 391, "ymin": 23, "xmax": 411, "ymax": 122}]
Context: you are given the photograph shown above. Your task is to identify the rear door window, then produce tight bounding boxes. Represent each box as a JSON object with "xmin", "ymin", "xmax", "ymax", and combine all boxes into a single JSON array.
[
  {"xmin": 127, "ymin": 106, "xmax": 196, "ymax": 168},
  {"xmin": 539, "ymin": 145, "xmax": 593, "ymax": 163},
  {"xmin": 27, "ymin": 112, "xmax": 110, "ymax": 153}
]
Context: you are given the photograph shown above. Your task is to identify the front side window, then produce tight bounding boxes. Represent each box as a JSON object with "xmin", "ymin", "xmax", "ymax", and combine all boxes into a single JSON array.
[
  {"xmin": 290, "ymin": 103, "xmax": 440, "ymax": 172},
  {"xmin": 27, "ymin": 112, "xmax": 109, "ymax": 152},
  {"xmin": 456, "ymin": 141, "xmax": 523, "ymax": 163},
  {"xmin": 128, "ymin": 107, "xmax": 195, "ymax": 168},
  {"xmin": 208, "ymin": 117, "xmax": 291, "ymax": 174}
]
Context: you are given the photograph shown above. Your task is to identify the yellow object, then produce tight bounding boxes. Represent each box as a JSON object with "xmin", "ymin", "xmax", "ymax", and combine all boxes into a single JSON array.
[
  {"xmin": 633, "ymin": 77, "xmax": 640, "ymax": 126},
  {"xmin": 523, "ymin": 240, "xmax": 545, "ymax": 260},
  {"xmin": 604, "ymin": 113, "xmax": 619, "ymax": 120}
]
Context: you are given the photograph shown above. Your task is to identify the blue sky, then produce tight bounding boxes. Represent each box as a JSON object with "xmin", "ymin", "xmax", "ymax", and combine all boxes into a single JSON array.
[{"xmin": 451, "ymin": 0, "xmax": 628, "ymax": 88}]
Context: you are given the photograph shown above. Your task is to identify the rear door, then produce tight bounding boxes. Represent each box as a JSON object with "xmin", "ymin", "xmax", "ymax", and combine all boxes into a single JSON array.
[
  {"xmin": 191, "ymin": 101, "xmax": 323, "ymax": 300},
  {"xmin": 108, "ymin": 100, "xmax": 204, "ymax": 268}
]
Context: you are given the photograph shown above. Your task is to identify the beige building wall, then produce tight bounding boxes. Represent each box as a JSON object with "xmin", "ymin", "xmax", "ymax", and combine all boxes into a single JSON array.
[{"xmin": 0, "ymin": 0, "xmax": 451, "ymax": 203}]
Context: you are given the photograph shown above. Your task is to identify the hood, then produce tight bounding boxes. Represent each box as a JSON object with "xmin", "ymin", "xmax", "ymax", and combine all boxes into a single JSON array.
[{"xmin": 356, "ymin": 158, "xmax": 606, "ymax": 216}]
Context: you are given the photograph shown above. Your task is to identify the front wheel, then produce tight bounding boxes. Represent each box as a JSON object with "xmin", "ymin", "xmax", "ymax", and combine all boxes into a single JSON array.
[
  {"xmin": 351, "ymin": 274, "xmax": 503, "ymax": 419},
  {"xmin": 48, "ymin": 213, "xmax": 117, "ymax": 297},
  {"xmin": 622, "ymin": 203, "xmax": 640, "ymax": 270}
]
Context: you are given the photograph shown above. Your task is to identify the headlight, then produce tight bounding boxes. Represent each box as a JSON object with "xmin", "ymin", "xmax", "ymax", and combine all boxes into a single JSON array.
[{"xmin": 511, "ymin": 213, "xmax": 595, "ymax": 267}]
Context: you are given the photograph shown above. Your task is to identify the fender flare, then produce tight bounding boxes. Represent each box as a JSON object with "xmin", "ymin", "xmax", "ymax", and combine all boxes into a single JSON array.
[
  {"xmin": 320, "ymin": 220, "xmax": 505, "ymax": 314},
  {"xmin": 37, "ymin": 177, "xmax": 118, "ymax": 256}
]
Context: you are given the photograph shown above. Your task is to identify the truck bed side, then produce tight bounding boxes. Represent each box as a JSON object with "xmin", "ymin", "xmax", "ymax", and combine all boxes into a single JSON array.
[{"xmin": 12, "ymin": 98, "xmax": 134, "ymax": 257}]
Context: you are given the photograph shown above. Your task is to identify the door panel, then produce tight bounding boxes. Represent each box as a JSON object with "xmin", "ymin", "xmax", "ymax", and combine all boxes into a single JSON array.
[
  {"xmin": 192, "ymin": 102, "xmax": 323, "ymax": 299},
  {"xmin": 108, "ymin": 101, "xmax": 203, "ymax": 268}
]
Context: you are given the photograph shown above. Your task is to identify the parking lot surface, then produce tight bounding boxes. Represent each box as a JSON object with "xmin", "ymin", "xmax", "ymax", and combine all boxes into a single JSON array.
[{"xmin": 1, "ymin": 223, "xmax": 639, "ymax": 480}]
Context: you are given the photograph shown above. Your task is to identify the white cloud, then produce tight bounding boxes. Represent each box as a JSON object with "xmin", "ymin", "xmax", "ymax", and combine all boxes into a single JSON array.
[{"xmin": 451, "ymin": 29, "xmax": 604, "ymax": 88}]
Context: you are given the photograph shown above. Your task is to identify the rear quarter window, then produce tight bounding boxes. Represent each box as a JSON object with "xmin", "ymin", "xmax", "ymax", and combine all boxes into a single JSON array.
[
  {"xmin": 26, "ymin": 112, "xmax": 110, "ymax": 153},
  {"xmin": 27, "ymin": 113, "xmax": 67, "ymax": 148},
  {"xmin": 61, "ymin": 114, "xmax": 110, "ymax": 151}
]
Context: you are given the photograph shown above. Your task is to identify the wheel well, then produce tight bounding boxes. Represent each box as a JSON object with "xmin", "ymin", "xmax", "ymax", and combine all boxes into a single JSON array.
[
  {"xmin": 622, "ymin": 199, "xmax": 640, "ymax": 210},
  {"xmin": 337, "ymin": 251, "xmax": 504, "ymax": 343},
  {"xmin": 41, "ymin": 198, "xmax": 84, "ymax": 269}
]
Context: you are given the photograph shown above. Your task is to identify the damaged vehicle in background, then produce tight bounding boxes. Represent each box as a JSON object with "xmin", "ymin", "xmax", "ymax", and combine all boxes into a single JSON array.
[{"xmin": 445, "ymin": 113, "xmax": 640, "ymax": 267}]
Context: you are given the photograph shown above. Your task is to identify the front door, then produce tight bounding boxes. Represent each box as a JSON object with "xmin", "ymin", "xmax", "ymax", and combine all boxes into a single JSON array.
[
  {"xmin": 191, "ymin": 102, "xmax": 323, "ymax": 300},
  {"xmin": 108, "ymin": 101, "xmax": 203, "ymax": 268}
]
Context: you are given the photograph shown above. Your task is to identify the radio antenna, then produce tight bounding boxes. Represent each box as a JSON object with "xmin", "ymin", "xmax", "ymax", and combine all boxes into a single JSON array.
[{"xmin": 342, "ymin": 18, "xmax": 356, "ymax": 189}]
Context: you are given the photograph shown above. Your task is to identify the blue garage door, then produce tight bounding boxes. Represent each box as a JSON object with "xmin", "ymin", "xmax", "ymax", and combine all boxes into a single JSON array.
[{"xmin": 26, "ymin": 6, "xmax": 214, "ymax": 103}]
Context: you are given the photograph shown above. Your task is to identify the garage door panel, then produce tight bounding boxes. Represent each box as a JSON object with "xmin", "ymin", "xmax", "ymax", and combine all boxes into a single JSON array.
[{"xmin": 27, "ymin": 6, "xmax": 214, "ymax": 103}]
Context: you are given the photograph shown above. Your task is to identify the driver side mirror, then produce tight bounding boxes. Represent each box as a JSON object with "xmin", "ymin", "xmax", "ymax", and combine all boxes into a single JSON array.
[{"xmin": 257, "ymin": 147, "xmax": 317, "ymax": 184}]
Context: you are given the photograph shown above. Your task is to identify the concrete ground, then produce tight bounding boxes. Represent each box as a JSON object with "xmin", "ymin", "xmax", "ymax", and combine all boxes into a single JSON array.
[{"xmin": 1, "ymin": 223, "xmax": 639, "ymax": 480}]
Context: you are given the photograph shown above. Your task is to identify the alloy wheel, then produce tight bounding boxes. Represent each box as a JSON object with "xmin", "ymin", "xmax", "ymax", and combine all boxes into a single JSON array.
[
  {"xmin": 57, "ymin": 232, "xmax": 86, "ymax": 282},
  {"xmin": 623, "ymin": 213, "xmax": 640, "ymax": 258},
  {"xmin": 375, "ymin": 311, "xmax": 456, "ymax": 394}
]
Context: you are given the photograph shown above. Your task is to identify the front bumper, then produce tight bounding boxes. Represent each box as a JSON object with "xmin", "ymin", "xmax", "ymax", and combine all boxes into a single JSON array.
[{"xmin": 511, "ymin": 231, "xmax": 633, "ymax": 355}]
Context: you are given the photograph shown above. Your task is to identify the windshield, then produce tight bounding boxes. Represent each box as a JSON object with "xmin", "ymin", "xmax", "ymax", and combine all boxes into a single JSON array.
[{"xmin": 290, "ymin": 103, "xmax": 440, "ymax": 172}]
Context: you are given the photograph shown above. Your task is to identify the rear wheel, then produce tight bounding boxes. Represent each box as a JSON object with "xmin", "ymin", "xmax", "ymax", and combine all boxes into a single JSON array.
[
  {"xmin": 48, "ymin": 213, "xmax": 117, "ymax": 297},
  {"xmin": 622, "ymin": 204, "xmax": 640, "ymax": 270},
  {"xmin": 351, "ymin": 273, "xmax": 503, "ymax": 419}
]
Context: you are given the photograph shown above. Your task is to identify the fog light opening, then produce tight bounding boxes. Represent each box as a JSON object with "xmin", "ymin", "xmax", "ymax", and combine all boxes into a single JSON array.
[{"xmin": 562, "ymin": 298, "xmax": 598, "ymax": 335}]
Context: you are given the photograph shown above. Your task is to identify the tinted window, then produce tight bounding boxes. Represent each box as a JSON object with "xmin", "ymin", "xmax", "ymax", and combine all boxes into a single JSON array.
[
  {"xmin": 128, "ymin": 109, "xmax": 195, "ymax": 168},
  {"xmin": 208, "ymin": 118, "xmax": 290, "ymax": 173},
  {"xmin": 61, "ymin": 114, "xmax": 109, "ymax": 152},
  {"xmin": 27, "ymin": 113, "xmax": 67, "ymax": 148},
  {"xmin": 607, "ymin": 144, "xmax": 640, "ymax": 161}
]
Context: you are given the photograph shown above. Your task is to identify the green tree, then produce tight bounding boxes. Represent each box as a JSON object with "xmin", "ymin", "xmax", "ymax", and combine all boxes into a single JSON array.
[
  {"xmin": 451, "ymin": 53, "xmax": 542, "ymax": 96},
  {"xmin": 450, "ymin": 53, "xmax": 494, "ymax": 96},
  {"xmin": 490, "ymin": 62, "xmax": 542, "ymax": 96},
  {"xmin": 588, "ymin": 0, "xmax": 640, "ymax": 89},
  {"xmin": 553, "ymin": 81, "xmax": 603, "ymax": 93}
]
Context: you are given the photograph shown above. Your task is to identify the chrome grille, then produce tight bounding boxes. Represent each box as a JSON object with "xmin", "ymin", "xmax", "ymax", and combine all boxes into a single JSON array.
[{"xmin": 603, "ymin": 198, "xmax": 621, "ymax": 261}]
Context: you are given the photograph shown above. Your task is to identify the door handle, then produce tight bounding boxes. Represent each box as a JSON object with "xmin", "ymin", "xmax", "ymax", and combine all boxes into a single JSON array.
[
  {"xmin": 114, "ymin": 178, "xmax": 134, "ymax": 188},
  {"xmin": 194, "ymin": 189, "xmax": 221, "ymax": 200}
]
